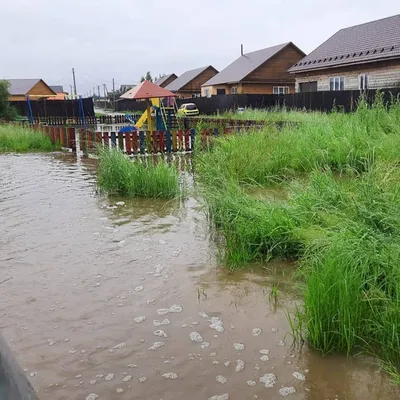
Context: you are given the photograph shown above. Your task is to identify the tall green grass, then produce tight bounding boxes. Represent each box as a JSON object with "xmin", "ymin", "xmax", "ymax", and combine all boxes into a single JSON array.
[
  {"xmin": 97, "ymin": 148, "xmax": 180, "ymax": 198},
  {"xmin": 0, "ymin": 125, "xmax": 54, "ymax": 153},
  {"xmin": 195, "ymin": 98, "xmax": 400, "ymax": 378}
]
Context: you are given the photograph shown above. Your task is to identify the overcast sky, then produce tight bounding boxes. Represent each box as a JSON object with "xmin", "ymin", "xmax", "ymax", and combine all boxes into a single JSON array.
[{"xmin": 1, "ymin": 0, "xmax": 398, "ymax": 95}]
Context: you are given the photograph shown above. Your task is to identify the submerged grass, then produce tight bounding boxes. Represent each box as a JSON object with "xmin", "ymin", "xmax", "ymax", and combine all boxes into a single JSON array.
[
  {"xmin": 0, "ymin": 125, "xmax": 54, "ymax": 153},
  {"xmin": 97, "ymin": 148, "xmax": 180, "ymax": 198},
  {"xmin": 195, "ymin": 98, "xmax": 400, "ymax": 378}
]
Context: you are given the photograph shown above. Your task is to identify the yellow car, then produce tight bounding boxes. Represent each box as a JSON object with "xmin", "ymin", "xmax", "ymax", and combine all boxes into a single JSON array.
[{"xmin": 177, "ymin": 103, "xmax": 199, "ymax": 117}]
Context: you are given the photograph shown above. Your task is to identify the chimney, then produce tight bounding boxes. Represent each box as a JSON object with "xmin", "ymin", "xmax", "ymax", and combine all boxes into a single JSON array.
[{"xmin": 241, "ymin": 44, "xmax": 244, "ymax": 56}]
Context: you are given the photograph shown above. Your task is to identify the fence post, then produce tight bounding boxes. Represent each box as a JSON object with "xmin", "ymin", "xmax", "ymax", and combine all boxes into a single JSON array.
[
  {"xmin": 110, "ymin": 131, "xmax": 117, "ymax": 147},
  {"xmin": 159, "ymin": 131, "xmax": 165, "ymax": 153},
  {"xmin": 165, "ymin": 131, "xmax": 172, "ymax": 153},
  {"xmin": 125, "ymin": 132, "xmax": 132, "ymax": 155},
  {"xmin": 190, "ymin": 128, "xmax": 195, "ymax": 152},
  {"xmin": 139, "ymin": 131, "xmax": 146, "ymax": 154},
  {"xmin": 68, "ymin": 128, "xmax": 76, "ymax": 152},
  {"xmin": 132, "ymin": 131, "xmax": 138, "ymax": 154}
]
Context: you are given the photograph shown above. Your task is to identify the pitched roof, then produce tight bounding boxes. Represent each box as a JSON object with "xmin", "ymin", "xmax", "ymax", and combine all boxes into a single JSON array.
[
  {"xmin": 6, "ymin": 79, "xmax": 57, "ymax": 96},
  {"xmin": 289, "ymin": 14, "xmax": 400, "ymax": 73},
  {"xmin": 165, "ymin": 66, "xmax": 217, "ymax": 91},
  {"xmin": 50, "ymin": 85, "xmax": 64, "ymax": 93},
  {"xmin": 154, "ymin": 73, "xmax": 177, "ymax": 86},
  {"xmin": 120, "ymin": 80, "xmax": 176, "ymax": 99},
  {"xmin": 203, "ymin": 43, "xmax": 301, "ymax": 86},
  {"xmin": 7, "ymin": 79, "xmax": 41, "ymax": 95}
]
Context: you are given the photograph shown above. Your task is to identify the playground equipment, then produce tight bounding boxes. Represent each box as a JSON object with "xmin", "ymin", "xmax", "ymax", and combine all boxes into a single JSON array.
[{"xmin": 120, "ymin": 81, "xmax": 178, "ymax": 131}]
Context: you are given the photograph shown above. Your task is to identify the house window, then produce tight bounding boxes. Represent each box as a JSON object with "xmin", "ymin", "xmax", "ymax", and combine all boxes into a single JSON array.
[
  {"xmin": 359, "ymin": 73, "xmax": 368, "ymax": 90},
  {"xmin": 329, "ymin": 77, "xmax": 345, "ymax": 91},
  {"xmin": 216, "ymin": 88, "xmax": 226, "ymax": 95},
  {"xmin": 231, "ymin": 87, "xmax": 238, "ymax": 94},
  {"xmin": 204, "ymin": 88, "xmax": 210, "ymax": 98},
  {"xmin": 273, "ymin": 86, "xmax": 290, "ymax": 95}
]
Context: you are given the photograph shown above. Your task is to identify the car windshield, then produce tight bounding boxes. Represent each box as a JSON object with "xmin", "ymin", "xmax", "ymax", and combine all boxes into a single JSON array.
[{"xmin": 185, "ymin": 104, "xmax": 197, "ymax": 110}]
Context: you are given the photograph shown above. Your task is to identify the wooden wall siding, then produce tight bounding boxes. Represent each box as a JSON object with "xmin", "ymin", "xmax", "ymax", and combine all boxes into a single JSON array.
[
  {"xmin": 159, "ymin": 75, "xmax": 177, "ymax": 88},
  {"xmin": 240, "ymin": 83, "xmax": 295, "ymax": 94},
  {"xmin": 247, "ymin": 44, "xmax": 304, "ymax": 83},
  {"xmin": 180, "ymin": 67, "xmax": 219, "ymax": 93},
  {"xmin": 27, "ymin": 80, "xmax": 56, "ymax": 97},
  {"xmin": 9, "ymin": 95, "xmax": 26, "ymax": 101},
  {"xmin": 294, "ymin": 60, "xmax": 400, "ymax": 92},
  {"xmin": 201, "ymin": 85, "xmax": 235, "ymax": 96}
]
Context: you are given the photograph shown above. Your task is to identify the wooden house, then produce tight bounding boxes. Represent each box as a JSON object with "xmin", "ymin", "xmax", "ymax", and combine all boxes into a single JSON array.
[
  {"xmin": 165, "ymin": 66, "xmax": 218, "ymax": 98},
  {"xmin": 201, "ymin": 43, "xmax": 305, "ymax": 96},
  {"xmin": 49, "ymin": 85, "xmax": 67, "ymax": 100},
  {"xmin": 288, "ymin": 14, "xmax": 400, "ymax": 92},
  {"xmin": 154, "ymin": 73, "xmax": 178, "ymax": 88},
  {"xmin": 7, "ymin": 79, "xmax": 57, "ymax": 101}
]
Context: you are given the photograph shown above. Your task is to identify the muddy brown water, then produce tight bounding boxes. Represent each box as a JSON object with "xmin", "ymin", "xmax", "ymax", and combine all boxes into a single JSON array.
[{"xmin": 0, "ymin": 153, "xmax": 399, "ymax": 400}]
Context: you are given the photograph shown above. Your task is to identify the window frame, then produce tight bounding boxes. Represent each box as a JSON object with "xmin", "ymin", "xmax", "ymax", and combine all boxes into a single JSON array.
[
  {"xmin": 359, "ymin": 73, "xmax": 368, "ymax": 90},
  {"xmin": 231, "ymin": 87, "xmax": 238, "ymax": 94},
  {"xmin": 273, "ymin": 86, "xmax": 290, "ymax": 95},
  {"xmin": 329, "ymin": 76, "xmax": 345, "ymax": 91}
]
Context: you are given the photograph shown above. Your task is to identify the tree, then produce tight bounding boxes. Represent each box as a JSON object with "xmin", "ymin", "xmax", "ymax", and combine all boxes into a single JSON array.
[
  {"xmin": 0, "ymin": 80, "xmax": 18, "ymax": 120},
  {"xmin": 140, "ymin": 71, "xmax": 153, "ymax": 83}
]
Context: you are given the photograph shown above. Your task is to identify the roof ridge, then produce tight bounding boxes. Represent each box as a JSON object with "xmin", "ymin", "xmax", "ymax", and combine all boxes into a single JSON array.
[
  {"xmin": 243, "ymin": 42, "xmax": 289, "ymax": 57},
  {"xmin": 338, "ymin": 13, "xmax": 400, "ymax": 31}
]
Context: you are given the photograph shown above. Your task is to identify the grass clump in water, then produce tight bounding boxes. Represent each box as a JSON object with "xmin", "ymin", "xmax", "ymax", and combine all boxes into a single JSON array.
[
  {"xmin": 0, "ymin": 125, "xmax": 54, "ymax": 153},
  {"xmin": 97, "ymin": 148, "xmax": 180, "ymax": 199},
  {"xmin": 196, "ymin": 98, "xmax": 400, "ymax": 377}
]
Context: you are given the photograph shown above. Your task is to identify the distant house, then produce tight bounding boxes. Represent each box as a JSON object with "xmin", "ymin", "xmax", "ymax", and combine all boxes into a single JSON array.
[
  {"xmin": 165, "ymin": 66, "xmax": 218, "ymax": 98},
  {"xmin": 154, "ymin": 73, "xmax": 178, "ymax": 88},
  {"xmin": 49, "ymin": 85, "xmax": 67, "ymax": 100},
  {"xmin": 7, "ymin": 79, "xmax": 57, "ymax": 101},
  {"xmin": 288, "ymin": 14, "xmax": 400, "ymax": 92},
  {"xmin": 201, "ymin": 43, "xmax": 305, "ymax": 96},
  {"xmin": 119, "ymin": 84, "xmax": 135, "ymax": 93}
]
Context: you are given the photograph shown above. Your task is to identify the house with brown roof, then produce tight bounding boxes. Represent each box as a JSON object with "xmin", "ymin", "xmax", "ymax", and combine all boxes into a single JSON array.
[
  {"xmin": 201, "ymin": 43, "xmax": 305, "ymax": 96},
  {"xmin": 7, "ymin": 79, "xmax": 57, "ymax": 101},
  {"xmin": 165, "ymin": 66, "xmax": 218, "ymax": 98},
  {"xmin": 154, "ymin": 74, "xmax": 178, "ymax": 88},
  {"xmin": 289, "ymin": 14, "xmax": 400, "ymax": 92},
  {"xmin": 49, "ymin": 85, "xmax": 67, "ymax": 100}
]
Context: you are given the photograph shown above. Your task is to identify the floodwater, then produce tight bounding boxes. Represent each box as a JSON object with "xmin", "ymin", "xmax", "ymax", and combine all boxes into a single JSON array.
[{"xmin": 0, "ymin": 153, "xmax": 399, "ymax": 400}]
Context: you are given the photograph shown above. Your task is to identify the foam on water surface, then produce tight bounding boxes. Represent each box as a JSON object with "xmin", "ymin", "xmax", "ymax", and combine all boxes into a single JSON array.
[
  {"xmin": 279, "ymin": 387, "xmax": 296, "ymax": 396},
  {"xmin": 260, "ymin": 373, "xmax": 277, "ymax": 388}
]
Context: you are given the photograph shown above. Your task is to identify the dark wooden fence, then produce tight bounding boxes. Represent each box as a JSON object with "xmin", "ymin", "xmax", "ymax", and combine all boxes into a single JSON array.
[
  {"xmin": 11, "ymin": 98, "xmax": 95, "ymax": 119},
  {"xmin": 114, "ymin": 89, "xmax": 400, "ymax": 114}
]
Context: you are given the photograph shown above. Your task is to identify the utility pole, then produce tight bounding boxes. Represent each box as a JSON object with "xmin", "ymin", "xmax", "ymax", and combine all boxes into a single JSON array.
[
  {"xmin": 112, "ymin": 78, "xmax": 116, "ymax": 108},
  {"xmin": 103, "ymin": 84, "xmax": 108, "ymax": 109},
  {"xmin": 70, "ymin": 85, "xmax": 73, "ymax": 96},
  {"xmin": 72, "ymin": 68, "xmax": 77, "ymax": 95},
  {"xmin": 97, "ymin": 85, "xmax": 100, "ymax": 98}
]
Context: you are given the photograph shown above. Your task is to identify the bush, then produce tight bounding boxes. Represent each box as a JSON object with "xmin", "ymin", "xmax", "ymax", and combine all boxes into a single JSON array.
[{"xmin": 0, "ymin": 81, "xmax": 19, "ymax": 121}]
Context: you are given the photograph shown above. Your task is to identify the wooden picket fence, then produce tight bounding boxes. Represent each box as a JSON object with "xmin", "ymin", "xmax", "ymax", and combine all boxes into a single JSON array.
[{"xmin": 32, "ymin": 124, "xmax": 263, "ymax": 155}]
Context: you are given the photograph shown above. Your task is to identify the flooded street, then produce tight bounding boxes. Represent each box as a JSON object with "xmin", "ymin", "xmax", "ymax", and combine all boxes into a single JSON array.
[{"xmin": 0, "ymin": 153, "xmax": 399, "ymax": 400}]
